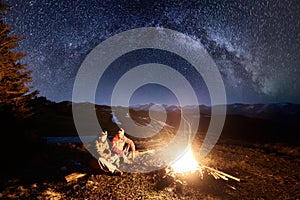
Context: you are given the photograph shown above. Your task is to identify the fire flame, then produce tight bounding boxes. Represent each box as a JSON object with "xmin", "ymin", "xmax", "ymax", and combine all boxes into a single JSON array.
[
  {"xmin": 167, "ymin": 147, "xmax": 241, "ymax": 184},
  {"xmin": 170, "ymin": 147, "xmax": 199, "ymax": 174}
]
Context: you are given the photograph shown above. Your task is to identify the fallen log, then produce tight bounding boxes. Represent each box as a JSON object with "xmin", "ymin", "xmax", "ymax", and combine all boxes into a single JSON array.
[{"xmin": 65, "ymin": 172, "xmax": 87, "ymax": 183}]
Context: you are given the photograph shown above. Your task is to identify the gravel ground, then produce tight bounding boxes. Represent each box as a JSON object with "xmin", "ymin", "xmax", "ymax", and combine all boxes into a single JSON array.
[{"xmin": 0, "ymin": 137, "xmax": 299, "ymax": 200}]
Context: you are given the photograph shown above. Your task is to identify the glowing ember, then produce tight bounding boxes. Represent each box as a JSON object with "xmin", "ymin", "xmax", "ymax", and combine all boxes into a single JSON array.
[{"xmin": 170, "ymin": 147, "xmax": 200, "ymax": 174}]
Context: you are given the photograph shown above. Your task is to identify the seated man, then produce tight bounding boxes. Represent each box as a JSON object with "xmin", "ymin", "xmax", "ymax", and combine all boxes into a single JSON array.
[
  {"xmin": 95, "ymin": 130, "xmax": 122, "ymax": 175},
  {"xmin": 111, "ymin": 128, "xmax": 136, "ymax": 163}
]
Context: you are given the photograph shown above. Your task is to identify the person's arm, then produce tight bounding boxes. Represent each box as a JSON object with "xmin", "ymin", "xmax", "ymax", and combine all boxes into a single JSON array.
[
  {"xmin": 124, "ymin": 136, "xmax": 135, "ymax": 152},
  {"xmin": 124, "ymin": 136, "xmax": 135, "ymax": 160},
  {"xmin": 104, "ymin": 142, "xmax": 111, "ymax": 157},
  {"xmin": 96, "ymin": 140, "xmax": 111, "ymax": 159},
  {"xmin": 95, "ymin": 140, "xmax": 102, "ymax": 155}
]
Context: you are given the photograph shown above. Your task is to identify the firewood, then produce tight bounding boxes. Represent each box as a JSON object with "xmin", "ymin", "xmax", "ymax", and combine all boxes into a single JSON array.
[
  {"xmin": 203, "ymin": 166, "xmax": 240, "ymax": 182},
  {"xmin": 65, "ymin": 172, "xmax": 87, "ymax": 182}
]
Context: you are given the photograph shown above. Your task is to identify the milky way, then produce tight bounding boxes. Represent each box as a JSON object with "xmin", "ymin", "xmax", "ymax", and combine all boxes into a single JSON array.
[{"xmin": 4, "ymin": 0, "xmax": 300, "ymax": 104}]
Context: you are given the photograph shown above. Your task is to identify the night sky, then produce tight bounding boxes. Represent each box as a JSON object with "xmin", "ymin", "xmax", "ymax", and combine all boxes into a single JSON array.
[{"xmin": 4, "ymin": 0, "xmax": 300, "ymax": 105}]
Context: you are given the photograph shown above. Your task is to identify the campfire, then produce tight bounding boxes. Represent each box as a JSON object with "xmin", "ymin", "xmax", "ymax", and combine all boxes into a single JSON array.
[
  {"xmin": 164, "ymin": 119, "xmax": 240, "ymax": 184},
  {"xmin": 165, "ymin": 147, "xmax": 240, "ymax": 184},
  {"xmin": 168, "ymin": 147, "xmax": 202, "ymax": 175}
]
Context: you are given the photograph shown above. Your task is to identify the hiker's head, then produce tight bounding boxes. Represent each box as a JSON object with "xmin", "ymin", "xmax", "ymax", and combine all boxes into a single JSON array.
[
  {"xmin": 118, "ymin": 128, "xmax": 124, "ymax": 137},
  {"xmin": 99, "ymin": 130, "xmax": 107, "ymax": 142}
]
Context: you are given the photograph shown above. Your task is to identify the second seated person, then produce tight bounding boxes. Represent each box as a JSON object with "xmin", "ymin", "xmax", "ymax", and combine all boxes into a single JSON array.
[{"xmin": 111, "ymin": 128, "xmax": 136, "ymax": 163}]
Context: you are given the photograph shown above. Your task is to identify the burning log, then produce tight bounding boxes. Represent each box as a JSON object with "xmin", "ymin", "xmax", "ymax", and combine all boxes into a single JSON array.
[
  {"xmin": 164, "ymin": 119, "xmax": 240, "ymax": 184},
  {"xmin": 166, "ymin": 161, "xmax": 240, "ymax": 182},
  {"xmin": 165, "ymin": 146, "xmax": 240, "ymax": 185}
]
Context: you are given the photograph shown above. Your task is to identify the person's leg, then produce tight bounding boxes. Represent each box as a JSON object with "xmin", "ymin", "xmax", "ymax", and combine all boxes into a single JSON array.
[
  {"xmin": 110, "ymin": 154, "xmax": 120, "ymax": 168},
  {"xmin": 98, "ymin": 158, "xmax": 117, "ymax": 173}
]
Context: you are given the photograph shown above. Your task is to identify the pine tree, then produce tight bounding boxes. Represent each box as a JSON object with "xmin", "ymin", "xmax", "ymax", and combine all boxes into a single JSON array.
[{"xmin": 0, "ymin": 2, "xmax": 38, "ymax": 118}]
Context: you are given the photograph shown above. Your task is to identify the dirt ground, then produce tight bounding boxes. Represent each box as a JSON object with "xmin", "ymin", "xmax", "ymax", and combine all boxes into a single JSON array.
[{"xmin": 0, "ymin": 135, "xmax": 299, "ymax": 200}]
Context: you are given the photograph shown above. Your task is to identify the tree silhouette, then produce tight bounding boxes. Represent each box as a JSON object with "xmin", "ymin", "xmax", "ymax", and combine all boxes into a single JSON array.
[{"xmin": 0, "ymin": 2, "xmax": 38, "ymax": 118}]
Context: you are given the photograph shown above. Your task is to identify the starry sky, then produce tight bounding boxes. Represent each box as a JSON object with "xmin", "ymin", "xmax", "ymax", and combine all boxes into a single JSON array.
[{"xmin": 4, "ymin": 0, "xmax": 300, "ymax": 105}]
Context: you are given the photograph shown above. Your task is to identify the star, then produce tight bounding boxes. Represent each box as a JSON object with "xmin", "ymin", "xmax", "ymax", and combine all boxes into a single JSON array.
[{"xmin": 5, "ymin": 0, "xmax": 300, "ymax": 104}]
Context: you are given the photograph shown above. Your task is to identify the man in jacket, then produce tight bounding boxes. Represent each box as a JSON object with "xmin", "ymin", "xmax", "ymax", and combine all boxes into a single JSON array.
[
  {"xmin": 95, "ymin": 130, "xmax": 123, "ymax": 175},
  {"xmin": 111, "ymin": 128, "xmax": 136, "ymax": 163}
]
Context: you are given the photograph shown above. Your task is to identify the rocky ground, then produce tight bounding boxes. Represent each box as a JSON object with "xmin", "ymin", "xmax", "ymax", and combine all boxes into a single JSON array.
[{"xmin": 0, "ymin": 135, "xmax": 300, "ymax": 199}]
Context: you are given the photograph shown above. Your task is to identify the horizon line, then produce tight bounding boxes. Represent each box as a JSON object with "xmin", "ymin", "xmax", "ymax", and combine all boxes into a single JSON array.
[{"xmin": 33, "ymin": 96, "xmax": 300, "ymax": 106}]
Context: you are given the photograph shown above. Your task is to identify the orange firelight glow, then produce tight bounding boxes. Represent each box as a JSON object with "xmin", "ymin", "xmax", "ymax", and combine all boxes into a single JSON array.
[{"xmin": 170, "ymin": 147, "xmax": 200, "ymax": 174}]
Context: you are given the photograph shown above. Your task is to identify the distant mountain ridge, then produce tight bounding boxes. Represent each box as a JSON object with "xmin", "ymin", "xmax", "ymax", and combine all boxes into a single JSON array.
[
  {"xmin": 129, "ymin": 102, "xmax": 300, "ymax": 125},
  {"xmin": 32, "ymin": 97, "xmax": 300, "ymax": 120},
  {"xmin": 26, "ymin": 97, "xmax": 300, "ymax": 144}
]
